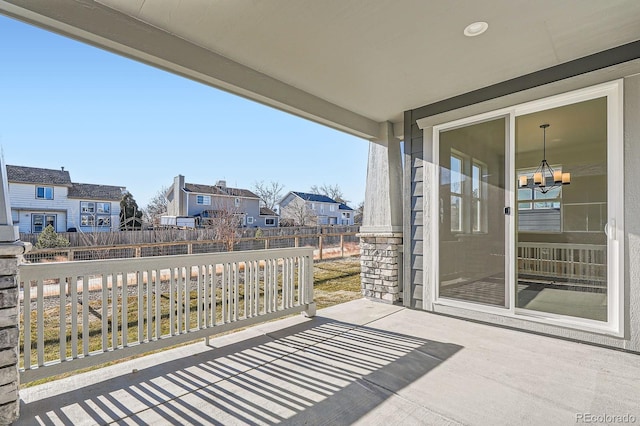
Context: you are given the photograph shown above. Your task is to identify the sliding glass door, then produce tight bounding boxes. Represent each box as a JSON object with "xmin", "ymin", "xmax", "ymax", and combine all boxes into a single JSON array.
[
  {"xmin": 437, "ymin": 117, "xmax": 508, "ymax": 307},
  {"xmin": 432, "ymin": 81, "xmax": 623, "ymax": 333},
  {"xmin": 515, "ymin": 97, "xmax": 609, "ymax": 322}
]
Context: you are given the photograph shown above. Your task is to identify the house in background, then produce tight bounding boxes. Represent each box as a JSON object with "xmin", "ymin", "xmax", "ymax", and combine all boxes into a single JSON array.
[
  {"xmin": 166, "ymin": 175, "xmax": 278, "ymax": 228},
  {"xmin": 7, "ymin": 165, "xmax": 124, "ymax": 233},
  {"xmin": 279, "ymin": 191, "xmax": 354, "ymax": 226}
]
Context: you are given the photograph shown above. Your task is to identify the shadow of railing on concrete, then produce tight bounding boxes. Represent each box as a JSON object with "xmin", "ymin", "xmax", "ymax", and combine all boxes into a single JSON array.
[{"xmin": 18, "ymin": 317, "xmax": 462, "ymax": 425}]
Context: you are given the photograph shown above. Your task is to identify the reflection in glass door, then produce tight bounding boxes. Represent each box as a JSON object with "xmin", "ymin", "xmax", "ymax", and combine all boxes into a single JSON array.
[
  {"xmin": 515, "ymin": 97, "xmax": 608, "ymax": 322},
  {"xmin": 438, "ymin": 118, "xmax": 507, "ymax": 307}
]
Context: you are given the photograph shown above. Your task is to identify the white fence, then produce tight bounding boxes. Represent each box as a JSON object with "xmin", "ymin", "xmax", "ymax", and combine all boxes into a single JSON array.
[
  {"xmin": 18, "ymin": 247, "xmax": 315, "ymax": 383},
  {"xmin": 517, "ymin": 242, "xmax": 607, "ymax": 286}
]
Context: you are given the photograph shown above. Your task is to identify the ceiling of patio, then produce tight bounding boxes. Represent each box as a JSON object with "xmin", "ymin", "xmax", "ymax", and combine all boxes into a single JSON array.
[{"xmin": 1, "ymin": 0, "xmax": 639, "ymax": 140}]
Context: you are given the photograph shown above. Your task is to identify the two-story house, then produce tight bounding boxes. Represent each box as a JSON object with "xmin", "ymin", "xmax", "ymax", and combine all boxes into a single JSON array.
[
  {"xmin": 279, "ymin": 191, "xmax": 354, "ymax": 226},
  {"xmin": 7, "ymin": 165, "xmax": 125, "ymax": 233},
  {"xmin": 166, "ymin": 175, "xmax": 278, "ymax": 228}
]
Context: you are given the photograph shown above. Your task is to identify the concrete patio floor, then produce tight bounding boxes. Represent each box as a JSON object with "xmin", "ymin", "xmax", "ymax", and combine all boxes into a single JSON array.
[{"xmin": 18, "ymin": 299, "xmax": 640, "ymax": 425}]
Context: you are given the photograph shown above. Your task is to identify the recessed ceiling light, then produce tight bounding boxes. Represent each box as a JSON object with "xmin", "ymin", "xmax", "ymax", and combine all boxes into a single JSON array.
[{"xmin": 464, "ymin": 21, "xmax": 489, "ymax": 37}]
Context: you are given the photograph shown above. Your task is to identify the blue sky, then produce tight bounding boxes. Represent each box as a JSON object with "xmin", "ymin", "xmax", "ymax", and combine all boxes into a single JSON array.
[{"xmin": 0, "ymin": 15, "xmax": 368, "ymax": 208}]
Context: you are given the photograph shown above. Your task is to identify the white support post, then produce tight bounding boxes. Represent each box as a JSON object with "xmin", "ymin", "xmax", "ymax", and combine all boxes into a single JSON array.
[{"xmin": 359, "ymin": 122, "xmax": 403, "ymax": 303}]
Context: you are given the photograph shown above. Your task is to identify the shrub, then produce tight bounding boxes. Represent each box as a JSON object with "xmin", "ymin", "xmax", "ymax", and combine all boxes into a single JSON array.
[{"xmin": 35, "ymin": 225, "xmax": 71, "ymax": 249}]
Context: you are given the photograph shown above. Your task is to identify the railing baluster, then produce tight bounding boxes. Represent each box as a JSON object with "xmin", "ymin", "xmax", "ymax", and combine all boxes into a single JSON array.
[
  {"xmin": 37, "ymin": 279, "xmax": 44, "ymax": 367},
  {"xmin": 155, "ymin": 269, "xmax": 161, "ymax": 340},
  {"xmin": 23, "ymin": 278, "xmax": 31, "ymax": 370},
  {"xmin": 138, "ymin": 270, "xmax": 144, "ymax": 343},
  {"xmin": 197, "ymin": 265, "xmax": 203, "ymax": 330},
  {"xmin": 169, "ymin": 268, "xmax": 175, "ymax": 336},
  {"xmin": 273, "ymin": 259, "xmax": 278, "ymax": 312},
  {"xmin": 242, "ymin": 262, "xmax": 247, "ymax": 320},
  {"xmin": 112, "ymin": 273, "xmax": 118, "ymax": 349},
  {"xmin": 233, "ymin": 262, "xmax": 239, "ymax": 322},
  {"xmin": 212, "ymin": 264, "xmax": 217, "ymax": 326},
  {"xmin": 204, "ymin": 265, "xmax": 211, "ymax": 327},
  {"xmin": 177, "ymin": 267, "xmax": 183, "ymax": 334},
  {"xmin": 184, "ymin": 266, "xmax": 190, "ymax": 332},
  {"xmin": 265, "ymin": 260, "xmax": 271, "ymax": 313},
  {"xmin": 102, "ymin": 275, "xmax": 108, "ymax": 351},
  {"xmin": 289, "ymin": 257, "xmax": 295, "ymax": 308},
  {"xmin": 71, "ymin": 275, "xmax": 78, "ymax": 359},
  {"xmin": 146, "ymin": 269, "xmax": 152, "ymax": 342},
  {"xmin": 298, "ymin": 256, "xmax": 303, "ymax": 305},
  {"xmin": 60, "ymin": 277, "xmax": 67, "ymax": 361},
  {"xmin": 122, "ymin": 272, "xmax": 128, "ymax": 347},
  {"xmin": 222, "ymin": 263, "xmax": 227, "ymax": 324},
  {"xmin": 82, "ymin": 276, "xmax": 89, "ymax": 356}
]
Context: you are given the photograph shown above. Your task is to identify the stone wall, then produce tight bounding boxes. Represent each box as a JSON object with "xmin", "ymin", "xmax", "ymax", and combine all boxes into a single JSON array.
[
  {"xmin": 0, "ymin": 242, "xmax": 30, "ymax": 424},
  {"xmin": 359, "ymin": 233, "xmax": 402, "ymax": 303}
]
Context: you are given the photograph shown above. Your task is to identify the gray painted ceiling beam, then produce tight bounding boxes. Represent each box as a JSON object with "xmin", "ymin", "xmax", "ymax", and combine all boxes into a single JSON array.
[{"xmin": 0, "ymin": 0, "xmax": 383, "ymax": 140}]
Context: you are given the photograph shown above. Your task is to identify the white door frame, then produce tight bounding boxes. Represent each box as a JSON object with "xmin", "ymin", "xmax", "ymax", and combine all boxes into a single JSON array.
[{"xmin": 424, "ymin": 79, "xmax": 624, "ymax": 336}]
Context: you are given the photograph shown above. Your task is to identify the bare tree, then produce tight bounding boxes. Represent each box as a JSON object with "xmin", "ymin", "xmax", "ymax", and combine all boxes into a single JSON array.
[
  {"xmin": 201, "ymin": 198, "xmax": 245, "ymax": 251},
  {"xmin": 281, "ymin": 197, "xmax": 317, "ymax": 226},
  {"xmin": 309, "ymin": 183, "xmax": 348, "ymax": 205},
  {"xmin": 143, "ymin": 186, "xmax": 169, "ymax": 226},
  {"xmin": 354, "ymin": 201, "xmax": 364, "ymax": 224},
  {"xmin": 252, "ymin": 180, "xmax": 285, "ymax": 211}
]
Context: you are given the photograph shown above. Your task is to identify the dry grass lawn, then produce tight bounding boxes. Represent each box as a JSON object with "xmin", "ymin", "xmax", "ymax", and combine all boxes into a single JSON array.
[{"xmin": 313, "ymin": 259, "xmax": 362, "ymax": 309}]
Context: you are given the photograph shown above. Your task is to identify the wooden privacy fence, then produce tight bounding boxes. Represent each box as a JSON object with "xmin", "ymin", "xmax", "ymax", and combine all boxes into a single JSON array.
[
  {"xmin": 18, "ymin": 247, "xmax": 315, "ymax": 383},
  {"xmin": 19, "ymin": 225, "xmax": 361, "ymax": 247},
  {"xmin": 517, "ymin": 242, "xmax": 607, "ymax": 287},
  {"xmin": 24, "ymin": 231, "xmax": 360, "ymax": 263}
]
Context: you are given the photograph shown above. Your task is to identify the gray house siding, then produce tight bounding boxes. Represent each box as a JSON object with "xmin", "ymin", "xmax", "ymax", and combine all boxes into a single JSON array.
[
  {"xmin": 404, "ymin": 42, "xmax": 640, "ymax": 351},
  {"xmin": 403, "ymin": 112, "xmax": 425, "ymax": 309},
  {"xmin": 186, "ymin": 193, "xmax": 261, "ymax": 226}
]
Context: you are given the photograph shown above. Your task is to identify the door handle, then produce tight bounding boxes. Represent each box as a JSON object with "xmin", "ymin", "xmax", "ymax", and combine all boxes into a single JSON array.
[{"xmin": 604, "ymin": 219, "xmax": 616, "ymax": 240}]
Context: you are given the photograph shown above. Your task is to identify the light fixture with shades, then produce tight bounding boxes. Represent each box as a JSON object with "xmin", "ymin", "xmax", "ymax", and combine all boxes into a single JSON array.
[{"xmin": 518, "ymin": 124, "xmax": 570, "ymax": 194}]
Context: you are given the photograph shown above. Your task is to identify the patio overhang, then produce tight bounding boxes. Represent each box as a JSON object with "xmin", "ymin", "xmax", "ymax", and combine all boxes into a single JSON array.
[{"xmin": 2, "ymin": 1, "xmax": 639, "ymax": 143}]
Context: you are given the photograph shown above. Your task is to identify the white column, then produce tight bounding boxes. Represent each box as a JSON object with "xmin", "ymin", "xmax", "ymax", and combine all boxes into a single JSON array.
[
  {"xmin": 359, "ymin": 122, "xmax": 403, "ymax": 303},
  {"xmin": 0, "ymin": 156, "xmax": 31, "ymax": 423}
]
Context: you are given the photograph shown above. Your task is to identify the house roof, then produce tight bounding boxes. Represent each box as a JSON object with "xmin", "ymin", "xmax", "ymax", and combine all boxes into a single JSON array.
[
  {"xmin": 259, "ymin": 207, "xmax": 277, "ymax": 216},
  {"xmin": 67, "ymin": 183, "xmax": 125, "ymax": 201},
  {"xmin": 6, "ymin": 165, "xmax": 71, "ymax": 186},
  {"xmin": 184, "ymin": 183, "xmax": 259, "ymax": 199},
  {"xmin": 4, "ymin": 2, "xmax": 638, "ymax": 140},
  {"xmin": 291, "ymin": 192, "xmax": 337, "ymax": 204},
  {"xmin": 338, "ymin": 203, "xmax": 353, "ymax": 211}
]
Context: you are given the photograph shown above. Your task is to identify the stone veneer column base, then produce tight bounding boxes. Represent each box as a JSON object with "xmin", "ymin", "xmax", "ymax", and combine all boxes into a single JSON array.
[
  {"xmin": 0, "ymin": 241, "xmax": 31, "ymax": 424},
  {"xmin": 358, "ymin": 232, "xmax": 402, "ymax": 304}
]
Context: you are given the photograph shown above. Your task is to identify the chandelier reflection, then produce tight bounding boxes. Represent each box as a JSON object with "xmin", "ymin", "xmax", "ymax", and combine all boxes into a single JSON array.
[{"xmin": 518, "ymin": 124, "xmax": 570, "ymax": 194}]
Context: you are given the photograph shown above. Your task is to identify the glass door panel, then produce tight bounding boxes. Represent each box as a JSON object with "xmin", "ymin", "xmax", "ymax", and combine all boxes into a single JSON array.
[
  {"xmin": 438, "ymin": 118, "xmax": 507, "ymax": 307},
  {"xmin": 515, "ymin": 97, "xmax": 608, "ymax": 322}
]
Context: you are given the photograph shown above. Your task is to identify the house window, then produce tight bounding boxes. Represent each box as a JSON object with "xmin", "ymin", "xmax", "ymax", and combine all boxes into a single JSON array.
[
  {"xmin": 517, "ymin": 168, "xmax": 562, "ymax": 232},
  {"xmin": 80, "ymin": 201, "xmax": 111, "ymax": 227},
  {"xmin": 32, "ymin": 214, "xmax": 56, "ymax": 232},
  {"xmin": 449, "ymin": 151, "xmax": 487, "ymax": 234},
  {"xmin": 320, "ymin": 204, "xmax": 324, "ymax": 213},
  {"xmin": 265, "ymin": 218, "xmax": 275, "ymax": 226},
  {"xmin": 310, "ymin": 203, "xmax": 315, "ymax": 210},
  {"xmin": 196, "ymin": 195, "xmax": 211, "ymax": 205},
  {"xmin": 247, "ymin": 216, "xmax": 254, "ymax": 224},
  {"xmin": 235, "ymin": 198, "xmax": 240, "ymax": 207},
  {"xmin": 36, "ymin": 186, "xmax": 54, "ymax": 200},
  {"xmin": 330, "ymin": 205, "xmax": 336, "ymax": 212}
]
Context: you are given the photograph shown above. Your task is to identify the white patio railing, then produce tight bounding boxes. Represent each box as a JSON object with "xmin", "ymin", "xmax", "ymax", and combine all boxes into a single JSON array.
[
  {"xmin": 517, "ymin": 242, "xmax": 606, "ymax": 286},
  {"xmin": 18, "ymin": 247, "xmax": 315, "ymax": 383}
]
